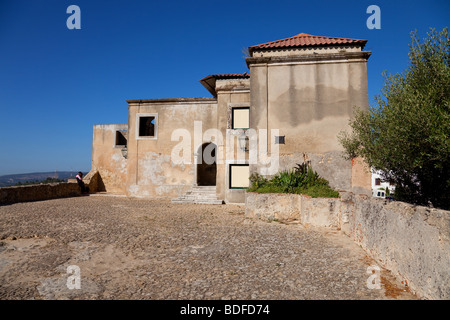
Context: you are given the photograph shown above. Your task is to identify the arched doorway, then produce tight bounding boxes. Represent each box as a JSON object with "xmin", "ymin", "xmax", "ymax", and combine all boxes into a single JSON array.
[{"xmin": 197, "ymin": 143, "xmax": 217, "ymax": 186}]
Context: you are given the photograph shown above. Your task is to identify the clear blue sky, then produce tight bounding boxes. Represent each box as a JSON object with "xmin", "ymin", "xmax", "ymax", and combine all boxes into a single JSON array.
[{"xmin": 0, "ymin": 0, "xmax": 448, "ymax": 175}]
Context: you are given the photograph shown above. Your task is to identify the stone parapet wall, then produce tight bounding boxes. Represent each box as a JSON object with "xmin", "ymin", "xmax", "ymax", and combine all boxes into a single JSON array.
[
  {"xmin": 348, "ymin": 196, "xmax": 449, "ymax": 301},
  {"xmin": 245, "ymin": 192, "xmax": 342, "ymax": 227},
  {"xmin": 0, "ymin": 183, "xmax": 81, "ymax": 205},
  {"xmin": 82, "ymin": 170, "xmax": 100, "ymax": 193},
  {"xmin": 245, "ymin": 192, "xmax": 450, "ymax": 300},
  {"xmin": 244, "ymin": 193, "xmax": 301, "ymax": 222}
]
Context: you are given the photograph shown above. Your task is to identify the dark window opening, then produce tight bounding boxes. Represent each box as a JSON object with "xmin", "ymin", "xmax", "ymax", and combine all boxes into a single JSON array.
[
  {"xmin": 375, "ymin": 178, "xmax": 381, "ymax": 186},
  {"xmin": 275, "ymin": 136, "xmax": 285, "ymax": 144},
  {"xmin": 115, "ymin": 131, "xmax": 127, "ymax": 147},
  {"xmin": 139, "ymin": 117, "xmax": 155, "ymax": 137}
]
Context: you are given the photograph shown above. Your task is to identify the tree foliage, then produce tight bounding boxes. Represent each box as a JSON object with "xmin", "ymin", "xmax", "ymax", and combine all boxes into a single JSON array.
[{"xmin": 339, "ymin": 28, "xmax": 450, "ymax": 209}]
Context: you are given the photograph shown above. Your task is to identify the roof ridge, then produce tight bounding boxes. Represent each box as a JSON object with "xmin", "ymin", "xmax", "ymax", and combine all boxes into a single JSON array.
[
  {"xmin": 249, "ymin": 33, "xmax": 367, "ymax": 51},
  {"xmin": 294, "ymin": 33, "xmax": 366, "ymax": 40},
  {"xmin": 294, "ymin": 33, "xmax": 314, "ymax": 37},
  {"xmin": 314, "ymin": 34, "xmax": 366, "ymax": 41}
]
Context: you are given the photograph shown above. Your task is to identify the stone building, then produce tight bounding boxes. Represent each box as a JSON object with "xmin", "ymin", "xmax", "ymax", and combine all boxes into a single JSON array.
[{"xmin": 89, "ymin": 33, "xmax": 372, "ymax": 203}]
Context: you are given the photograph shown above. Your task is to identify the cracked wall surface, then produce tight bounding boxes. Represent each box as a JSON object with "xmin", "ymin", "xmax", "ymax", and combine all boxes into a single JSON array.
[
  {"xmin": 91, "ymin": 124, "xmax": 128, "ymax": 193},
  {"xmin": 126, "ymin": 100, "xmax": 218, "ymax": 198},
  {"xmin": 248, "ymin": 52, "xmax": 371, "ymax": 194}
]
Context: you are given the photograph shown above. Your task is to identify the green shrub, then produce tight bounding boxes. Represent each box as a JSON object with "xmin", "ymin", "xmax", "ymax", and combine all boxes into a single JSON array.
[
  {"xmin": 249, "ymin": 184, "xmax": 285, "ymax": 194},
  {"xmin": 248, "ymin": 173, "xmax": 268, "ymax": 192},
  {"xmin": 248, "ymin": 163, "xmax": 340, "ymax": 198},
  {"xmin": 272, "ymin": 170, "xmax": 304, "ymax": 193},
  {"xmin": 299, "ymin": 184, "xmax": 340, "ymax": 198}
]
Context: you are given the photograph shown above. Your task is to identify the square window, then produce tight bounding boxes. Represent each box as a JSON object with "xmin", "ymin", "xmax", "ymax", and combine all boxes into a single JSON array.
[
  {"xmin": 232, "ymin": 107, "xmax": 250, "ymax": 130},
  {"xmin": 229, "ymin": 164, "xmax": 250, "ymax": 189},
  {"xmin": 139, "ymin": 116, "xmax": 155, "ymax": 137},
  {"xmin": 275, "ymin": 136, "xmax": 285, "ymax": 144},
  {"xmin": 115, "ymin": 130, "xmax": 127, "ymax": 147},
  {"xmin": 136, "ymin": 113, "xmax": 158, "ymax": 140}
]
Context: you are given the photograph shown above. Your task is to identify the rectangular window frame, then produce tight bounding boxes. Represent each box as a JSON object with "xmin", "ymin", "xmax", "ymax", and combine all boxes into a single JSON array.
[
  {"xmin": 136, "ymin": 113, "xmax": 158, "ymax": 140},
  {"xmin": 229, "ymin": 163, "xmax": 250, "ymax": 189},
  {"xmin": 231, "ymin": 106, "xmax": 250, "ymax": 130},
  {"xmin": 275, "ymin": 136, "xmax": 285, "ymax": 145},
  {"xmin": 114, "ymin": 130, "xmax": 128, "ymax": 148}
]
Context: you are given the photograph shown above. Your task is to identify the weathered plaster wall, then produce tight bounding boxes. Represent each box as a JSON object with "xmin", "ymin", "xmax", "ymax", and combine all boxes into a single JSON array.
[
  {"xmin": 248, "ymin": 52, "xmax": 371, "ymax": 194},
  {"xmin": 279, "ymin": 152, "xmax": 352, "ymax": 191},
  {"xmin": 0, "ymin": 183, "xmax": 81, "ymax": 205},
  {"xmin": 215, "ymin": 79, "xmax": 251, "ymax": 203},
  {"xmin": 126, "ymin": 99, "xmax": 217, "ymax": 198},
  {"xmin": 245, "ymin": 192, "xmax": 450, "ymax": 300},
  {"xmin": 351, "ymin": 157, "xmax": 372, "ymax": 195},
  {"xmin": 279, "ymin": 154, "xmax": 372, "ymax": 195},
  {"xmin": 91, "ymin": 124, "xmax": 128, "ymax": 193}
]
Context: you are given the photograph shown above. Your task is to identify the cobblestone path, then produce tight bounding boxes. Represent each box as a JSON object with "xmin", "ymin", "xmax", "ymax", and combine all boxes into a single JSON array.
[{"xmin": 0, "ymin": 196, "xmax": 416, "ymax": 300}]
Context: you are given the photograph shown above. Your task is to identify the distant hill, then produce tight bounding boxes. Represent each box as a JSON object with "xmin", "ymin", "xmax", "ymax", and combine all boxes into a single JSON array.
[{"xmin": 0, "ymin": 171, "xmax": 89, "ymax": 187}]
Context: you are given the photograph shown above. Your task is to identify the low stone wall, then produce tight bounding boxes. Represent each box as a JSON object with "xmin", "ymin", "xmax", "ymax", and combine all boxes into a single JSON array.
[
  {"xmin": 245, "ymin": 192, "xmax": 342, "ymax": 227},
  {"xmin": 245, "ymin": 192, "xmax": 450, "ymax": 300},
  {"xmin": 0, "ymin": 182, "xmax": 81, "ymax": 205},
  {"xmin": 244, "ymin": 193, "xmax": 301, "ymax": 222},
  {"xmin": 83, "ymin": 170, "xmax": 101, "ymax": 193},
  {"xmin": 348, "ymin": 197, "xmax": 450, "ymax": 301}
]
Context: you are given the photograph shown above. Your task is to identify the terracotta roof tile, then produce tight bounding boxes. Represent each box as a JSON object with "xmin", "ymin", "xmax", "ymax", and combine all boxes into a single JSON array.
[
  {"xmin": 200, "ymin": 73, "xmax": 250, "ymax": 81},
  {"xmin": 249, "ymin": 33, "xmax": 367, "ymax": 52},
  {"xmin": 199, "ymin": 73, "xmax": 250, "ymax": 97}
]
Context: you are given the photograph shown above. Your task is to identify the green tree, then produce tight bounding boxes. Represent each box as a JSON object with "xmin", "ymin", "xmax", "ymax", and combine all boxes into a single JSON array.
[{"xmin": 338, "ymin": 28, "xmax": 450, "ymax": 209}]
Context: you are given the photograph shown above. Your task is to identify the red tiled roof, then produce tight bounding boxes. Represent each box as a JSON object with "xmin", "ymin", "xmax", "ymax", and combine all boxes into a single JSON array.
[
  {"xmin": 200, "ymin": 73, "xmax": 250, "ymax": 81},
  {"xmin": 249, "ymin": 33, "xmax": 367, "ymax": 52}
]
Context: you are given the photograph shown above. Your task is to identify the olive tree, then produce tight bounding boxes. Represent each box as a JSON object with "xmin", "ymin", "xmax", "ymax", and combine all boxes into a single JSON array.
[{"xmin": 339, "ymin": 28, "xmax": 449, "ymax": 209}]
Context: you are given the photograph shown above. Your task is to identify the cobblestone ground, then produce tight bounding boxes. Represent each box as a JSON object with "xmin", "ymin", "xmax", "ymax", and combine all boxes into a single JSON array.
[{"xmin": 0, "ymin": 196, "xmax": 416, "ymax": 300}]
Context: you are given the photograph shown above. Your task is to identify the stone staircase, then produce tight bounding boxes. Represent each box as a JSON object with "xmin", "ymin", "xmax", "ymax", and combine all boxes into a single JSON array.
[{"xmin": 171, "ymin": 186, "xmax": 224, "ymax": 205}]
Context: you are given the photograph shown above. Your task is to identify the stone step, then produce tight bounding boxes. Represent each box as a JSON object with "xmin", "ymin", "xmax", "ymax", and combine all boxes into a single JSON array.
[
  {"xmin": 177, "ymin": 196, "xmax": 217, "ymax": 200},
  {"xmin": 171, "ymin": 199, "xmax": 224, "ymax": 205},
  {"xmin": 184, "ymin": 192, "xmax": 217, "ymax": 195},
  {"xmin": 191, "ymin": 187, "xmax": 216, "ymax": 191},
  {"xmin": 185, "ymin": 191, "xmax": 217, "ymax": 196},
  {"xmin": 171, "ymin": 186, "xmax": 223, "ymax": 205},
  {"xmin": 188, "ymin": 191, "xmax": 217, "ymax": 195},
  {"xmin": 192, "ymin": 186, "xmax": 216, "ymax": 189},
  {"xmin": 193, "ymin": 200, "xmax": 224, "ymax": 205}
]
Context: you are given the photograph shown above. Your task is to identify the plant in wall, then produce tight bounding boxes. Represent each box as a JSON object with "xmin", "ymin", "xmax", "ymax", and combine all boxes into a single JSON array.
[{"xmin": 248, "ymin": 162, "xmax": 340, "ymax": 198}]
